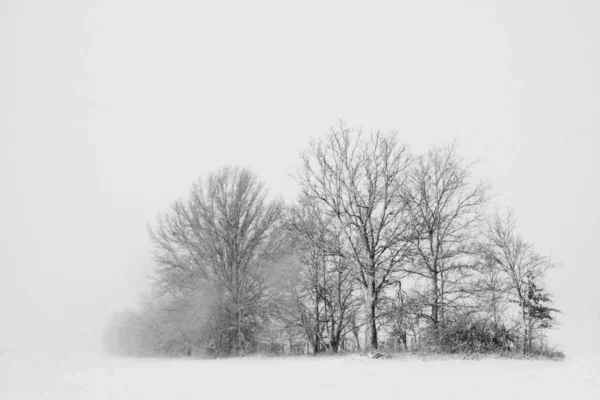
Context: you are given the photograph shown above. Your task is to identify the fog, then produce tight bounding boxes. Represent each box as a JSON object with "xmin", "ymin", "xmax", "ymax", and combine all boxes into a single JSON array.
[{"xmin": 1, "ymin": 0, "xmax": 599, "ymax": 358}]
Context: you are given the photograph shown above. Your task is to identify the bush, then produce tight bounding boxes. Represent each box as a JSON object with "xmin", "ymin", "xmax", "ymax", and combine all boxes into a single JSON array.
[{"xmin": 424, "ymin": 319, "xmax": 518, "ymax": 354}]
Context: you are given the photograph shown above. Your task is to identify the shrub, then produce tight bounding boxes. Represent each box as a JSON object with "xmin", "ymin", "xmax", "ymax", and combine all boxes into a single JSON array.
[{"xmin": 425, "ymin": 318, "xmax": 518, "ymax": 354}]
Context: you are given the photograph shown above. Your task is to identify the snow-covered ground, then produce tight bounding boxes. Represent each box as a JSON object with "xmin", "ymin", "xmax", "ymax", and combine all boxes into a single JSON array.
[{"xmin": 2, "ymin": 351, "xmax": 598, "ymax": 400}]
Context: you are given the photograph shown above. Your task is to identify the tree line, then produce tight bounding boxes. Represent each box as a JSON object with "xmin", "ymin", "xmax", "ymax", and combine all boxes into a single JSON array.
[{"xmin": 102, "ymin": 123, "xmax": 560, "ymax": 358}]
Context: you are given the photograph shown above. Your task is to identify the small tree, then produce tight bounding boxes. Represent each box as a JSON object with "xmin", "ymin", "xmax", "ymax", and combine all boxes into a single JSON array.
[
  {"xmin": 285, "ymin": 197, "xmax": 360, "ymax": 353},
  {"xmin": 483, "ymin": 210, "xmax": 557, "ymax": 354},
  {"xmin": 523, "ymin": 271, "xmax": 559, "ymax": 351}
]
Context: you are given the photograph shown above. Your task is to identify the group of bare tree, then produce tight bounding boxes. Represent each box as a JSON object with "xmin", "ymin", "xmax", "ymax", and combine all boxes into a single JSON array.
[{"xmin": 103, "ymin": 123, "xmax": 560, "ymax": 357}]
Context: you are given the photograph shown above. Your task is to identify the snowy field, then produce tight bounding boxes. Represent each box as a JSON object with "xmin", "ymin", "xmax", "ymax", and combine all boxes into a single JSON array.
[{"xmin": 2, "ymin": 351, "xmax": 598, "ymax": 400}]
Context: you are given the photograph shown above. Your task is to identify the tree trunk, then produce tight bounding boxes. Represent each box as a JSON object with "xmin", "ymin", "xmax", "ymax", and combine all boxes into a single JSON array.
[
  {"xmin": 352, "ymin": 327, "xmax": 361, "ymax": 351},
  {"xmin": 521, "ymin": 302, "xmax": 528, "ymax": 355},
  {"xmin": 363, "ymin": 281, "xmax": 378, "ymax": 350},
  {"xmin": 310, "ymin": 332, "xmax": 320, "ymax": 355},
  {"xmin": 235, "ymin": 304, "xmax": 245, "ymax": 356},
  {"xmin": 431, "ymin": 272, "xmax": 439, "ymax": 326},
  {"xmin": 439, "ymin": 270, "xmax": 445, "ymax": 326}
]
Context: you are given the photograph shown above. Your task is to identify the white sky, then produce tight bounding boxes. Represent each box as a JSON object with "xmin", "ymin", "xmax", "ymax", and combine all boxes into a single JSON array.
[{"xmin": 1, "ymin": 0, "xmax": 598, "ymax": 355}]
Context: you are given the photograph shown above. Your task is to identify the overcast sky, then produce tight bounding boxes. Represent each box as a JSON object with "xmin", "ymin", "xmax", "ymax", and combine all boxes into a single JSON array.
[{"xmin": 1, "ymin": 0, "xmax": 598, "ymax": 355}]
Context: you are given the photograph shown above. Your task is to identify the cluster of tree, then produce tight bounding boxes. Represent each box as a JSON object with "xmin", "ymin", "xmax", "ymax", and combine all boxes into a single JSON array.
[{"xmin": 102, "ymin": 123, "xmax": 560, "ymax": 357}]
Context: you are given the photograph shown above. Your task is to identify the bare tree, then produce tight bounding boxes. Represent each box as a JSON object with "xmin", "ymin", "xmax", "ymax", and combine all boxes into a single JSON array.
[
  {"xmin": 472, "ymin": 256, "xmax": 511, "ymax": 327},
  {"xmin": 404, "ymin": 142, "xmax": 489, "ymax": 331},
  {"xmin": 296, "ymin": 123, "xmax": 413, "ymax": 350},
  {"xmin": 149, "ymin": 166, "xmax": 284, "ymax": 355},
  {"xmin": 378, "ymin": 281, "xmax": 409, "ymax": 352},
  {"xmin": 483, "ymin": 210, "xmax": 556, "ymax": 354},
  {"xmin": 285, "ymin": 197, "xmax": 361, "ymax": 353}
]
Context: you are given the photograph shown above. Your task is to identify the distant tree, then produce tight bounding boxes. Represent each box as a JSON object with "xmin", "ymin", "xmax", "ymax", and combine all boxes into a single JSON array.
[
  {"xmin": 101, "ymin": 289, "xmax": 216, "ymax": 357},
  {"xmin": 149, "ymin": 166, "xmax": 284, "ymax": 355},
  {"xmin": 296, "ymin": 123, "xmax": 413, "ymax": 350},
  {"xmin": 151, "ymin": 290, "xmax": 213, "ymax": 356},
  {"xmin": 101, "ymin": 309, "xmax": 144, "ymax": 356}
]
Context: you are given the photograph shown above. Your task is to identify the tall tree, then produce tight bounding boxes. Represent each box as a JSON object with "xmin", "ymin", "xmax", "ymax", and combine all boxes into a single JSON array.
[
  {"xmin": 296, "ymin": 123, "xmax": 413, "ymax": 350},
  {"xmin": 149, "ymin": 166, "xmax": 284, "ymax": 355},
  {"xmin": 405, "ymin": 142, "xmax": 489, "ymax": 331}
]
